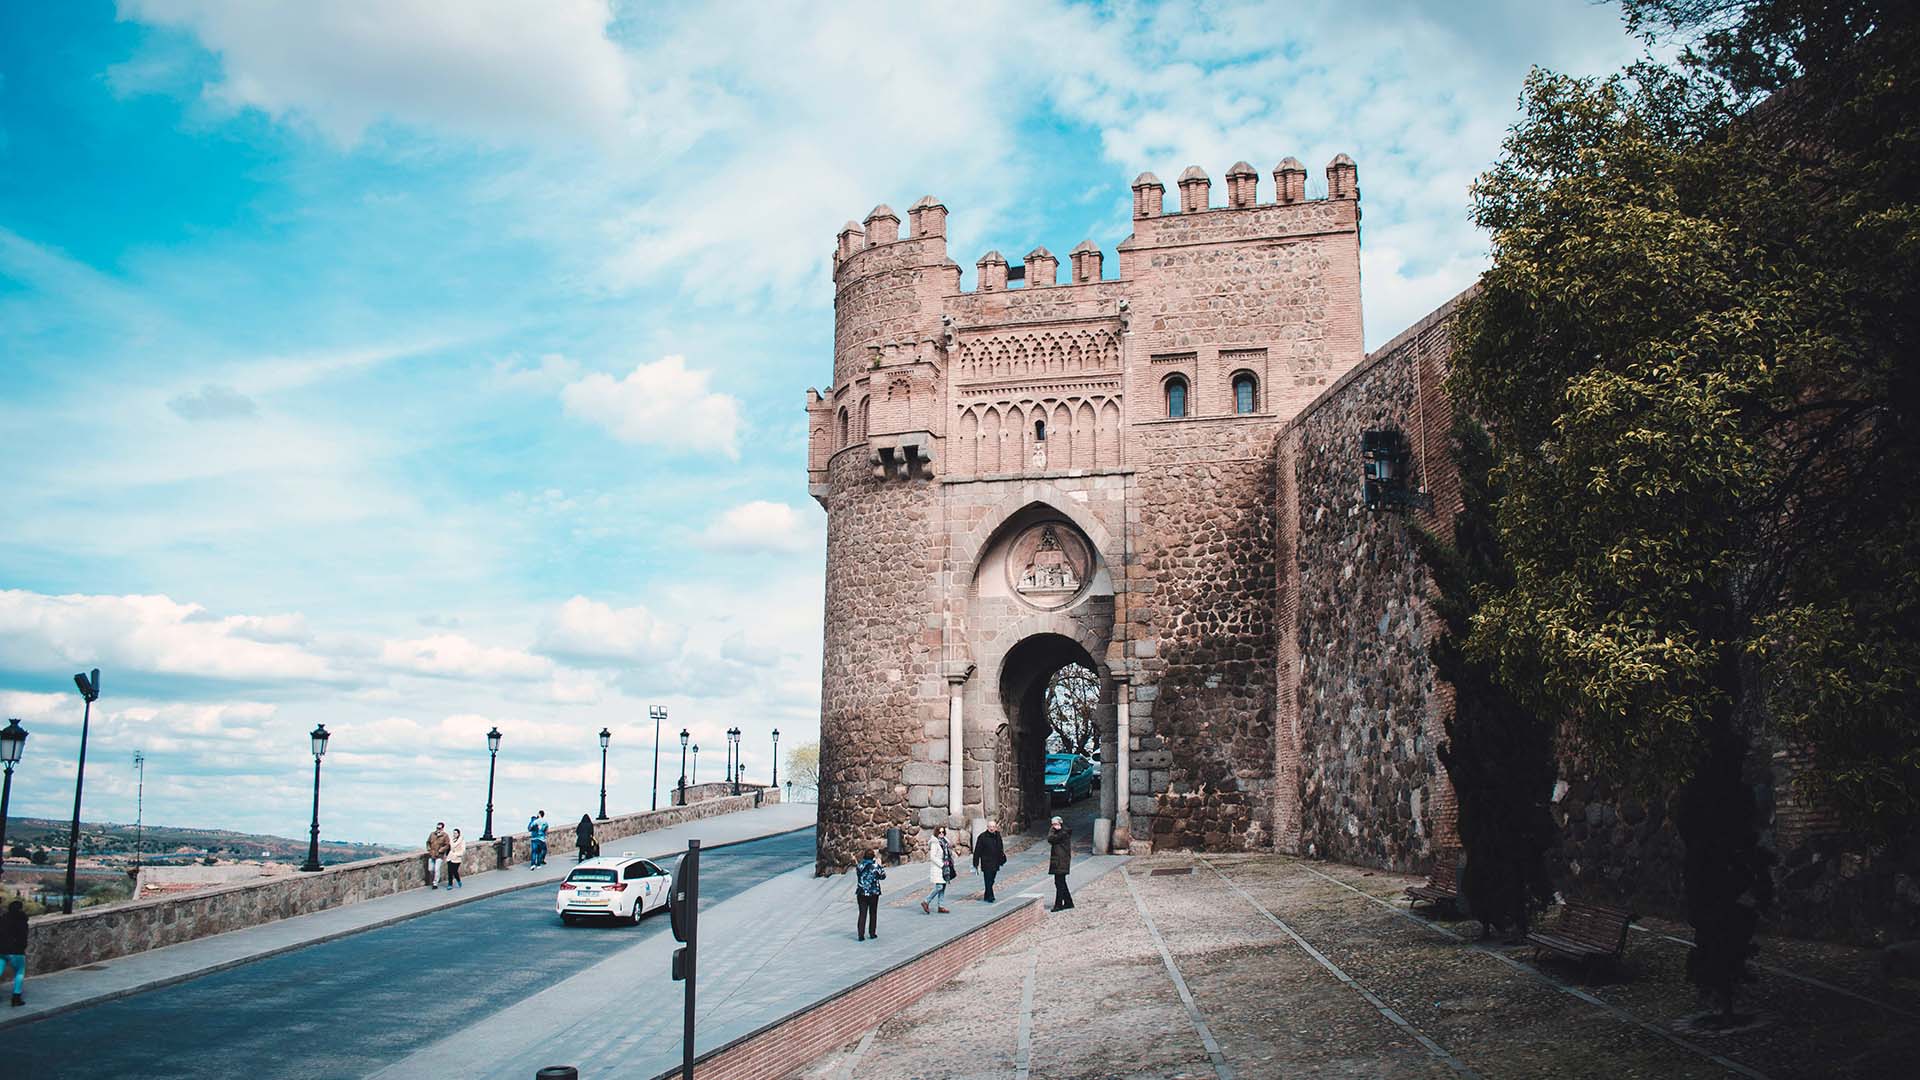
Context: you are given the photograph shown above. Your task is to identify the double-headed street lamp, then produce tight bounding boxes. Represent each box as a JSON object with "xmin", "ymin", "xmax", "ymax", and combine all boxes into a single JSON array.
[
  {"xmin": 771, "ymin": 728, "xmax": 780, "ymax": 789},
  {"xmin": 300, "ymin": 724, "xmax": 331, "ymax": 873},
  {"xmin": 0, "ymin": 718, "xmax": 27, "ymax": 876},
  {"xmin": 597, "ymin": 727, "xmax": 612, "ymax": 822},
  {"xmin": 63, "ymin": 669, "xmax": 99, "ymax": 914},
  {"xmin": 649, "ymin": 705, "xmax": 668, "ymax": 811},
  {"xmin": 481, "ymin": 726, "xmax": 502, "ymax": 841},
  {"xmin": 727, "ymin": 727, "xmax": 741, "ymax": 796},
  {"xmin": 677, "ymin": 728, "xmax": 689, "ymax": 806}
]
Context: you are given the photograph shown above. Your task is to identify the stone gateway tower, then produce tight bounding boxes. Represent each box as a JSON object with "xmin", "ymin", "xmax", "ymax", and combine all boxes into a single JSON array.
[{"xmin": 806, "ymin": 157, "xmax": 1368, "ymax": 871}]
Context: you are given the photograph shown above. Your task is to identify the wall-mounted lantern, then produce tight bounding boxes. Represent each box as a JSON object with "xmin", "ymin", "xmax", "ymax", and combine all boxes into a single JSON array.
[{"xmin": 1362, "ymin": 428, "xmax": 1426, "ymax": 511}]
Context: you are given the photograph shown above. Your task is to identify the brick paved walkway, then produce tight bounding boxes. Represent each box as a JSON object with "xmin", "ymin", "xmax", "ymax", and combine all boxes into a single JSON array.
[{"xmin": 797, "ymin": 852, "xmax": 1920, "ymax": 1080}]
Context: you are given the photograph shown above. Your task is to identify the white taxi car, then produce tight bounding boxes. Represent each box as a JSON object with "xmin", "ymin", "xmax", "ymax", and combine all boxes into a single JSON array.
[{"xmin": 555, "ymin": 854, "xmax": 673, "ymax": 925}]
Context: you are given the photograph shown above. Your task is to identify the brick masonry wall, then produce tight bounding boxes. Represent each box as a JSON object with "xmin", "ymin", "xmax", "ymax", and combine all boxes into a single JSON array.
[
  {"xmin": 673, "ymin": 898, "xmax": 1044, "ymax": 1080},
  {"xmin": 23, "ymin": 790, "xmax": 778, "ymax": 976}
]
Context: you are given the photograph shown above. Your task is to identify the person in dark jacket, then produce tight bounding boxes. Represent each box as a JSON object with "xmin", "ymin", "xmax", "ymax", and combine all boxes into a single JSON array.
[
  {"xmin": 575, "ymin": 814, "xmax": 598, "ymax": 861},
  {"xmin": 1047, "ymin": 816, "xmax": 1074, "ymax": 911},
  {"xmin": 973, "ymin": 820, "xmax": 1007, "ymax": 903},
  {"xmin": 855, "ymin": 847, "xmax": 886, "ymax": 941},
  {"xmin": 2, "ymin": 899, "xmax": 28, "ymax": 1006}
]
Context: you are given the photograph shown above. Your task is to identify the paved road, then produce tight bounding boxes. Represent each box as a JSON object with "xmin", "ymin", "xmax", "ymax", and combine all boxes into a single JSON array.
[{"xmin": 8, "ymin": 828, "xmax": 816, "ymax": 1080}]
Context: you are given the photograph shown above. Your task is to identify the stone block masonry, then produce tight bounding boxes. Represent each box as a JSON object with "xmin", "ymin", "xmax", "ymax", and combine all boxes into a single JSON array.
[{"xmin": 23, "ymin": 789, "xmax": 777, "ymax": 977}]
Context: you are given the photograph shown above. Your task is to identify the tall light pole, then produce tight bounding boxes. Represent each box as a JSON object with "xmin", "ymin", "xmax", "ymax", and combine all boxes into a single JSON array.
[
  {"xmin": 728, "ymin": 727, "xmax": 741, "ymax": 796},
  {"xmin": 0, "ymin": 719, "xmax": 27, "ymax": 876},
  {"xmin": 597, "ymin": 727, "xmax": 612, "ymax": 822},
  {"xmin": 771, "ymin": 728, "xmax": 780, "ymax": 789},
  {"xmin": 649, "ymin": 705, "xmax": 667, "ymax": 811},
  {"xmin": 300, "ymin": 724, "xmax": 330, "ymax": 873},
  {"xmin": 132, "ymin": 750, "xmax": 146, "ymax": 879},
  {"xmin": 64, "ymin": 669, "xmax": 99, "ymax": 914},
  {"xmin": 691, "ymin": 743, "xmax": 699, "ymax": 786},
  {"xmin": 677, "ymin": 729, "xmax": 689, "ymax": 806},
  {"xmin": 481, "ymin": 726, "xmax": 502, "ymax": 840}
]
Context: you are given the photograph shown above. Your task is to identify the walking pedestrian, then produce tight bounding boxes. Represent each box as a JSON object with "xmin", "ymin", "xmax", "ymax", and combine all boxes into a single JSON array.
[
  {"xmin": 575, "ymin": 814, "xmax": 598, "ymax": 861},
  {"xmin": 855, "ymin": 847, "xmax": 886, "ymax": 940},
  {"xmin": 973, "ymin": 820, "xmax": 1006, "ymax": 903},
  {"xmin": 425, "ymin": 822, "xmax": 451, "ymax": 889},
  {"xmin": 446, "ymin": 828, "xmax": 466, "ymax": 889},
  {"xmin": 1048, "ymin": 815, "xmax": 1074, "ymax": 911},
  {"xmin": 528, "ymin": 810, "xmax": 549, "ymax": 868},
  {"xmin": 920, "ymin": 826, "xmax": 955, "ymax": 914},
  {"xmin": 2, "ymin": 899, "xmax": 26, "ymax": 1007}
]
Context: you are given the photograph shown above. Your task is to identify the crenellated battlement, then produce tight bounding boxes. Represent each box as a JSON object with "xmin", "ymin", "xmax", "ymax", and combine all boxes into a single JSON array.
[
  {"xmin": 832, "ymin": 195, "xmax": 951, "ymax": 277},
  {"xmin": 1131, "ymin": 154, "xmax": 1357, "ymax": 218}
]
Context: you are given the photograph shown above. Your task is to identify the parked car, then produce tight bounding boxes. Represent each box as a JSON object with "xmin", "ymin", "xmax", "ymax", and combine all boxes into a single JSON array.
[
  {"xmin": 1046, "ymin": 753, "xmax": 1096, "ymax": 803},
  {"xmin": 555, "ymin": 854, "xmax": 672, "ymax": 925}
]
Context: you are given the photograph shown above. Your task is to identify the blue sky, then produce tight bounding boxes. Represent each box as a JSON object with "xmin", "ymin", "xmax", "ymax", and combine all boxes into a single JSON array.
[{"xmin": 0, "ymin": 0, "xmax": 1641, "ymax": 845}]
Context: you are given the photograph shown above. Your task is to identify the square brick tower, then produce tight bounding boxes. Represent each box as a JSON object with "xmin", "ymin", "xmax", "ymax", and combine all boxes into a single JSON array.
[{"xmin": 805, "ymin": 157, "xmax": 1364, "ymax": 871}]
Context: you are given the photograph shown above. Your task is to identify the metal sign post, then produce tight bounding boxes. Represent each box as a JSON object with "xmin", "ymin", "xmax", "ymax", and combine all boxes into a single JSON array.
[{"xmin": 670, "ymin": 838, "xmax": 701, "ymax": 1079}]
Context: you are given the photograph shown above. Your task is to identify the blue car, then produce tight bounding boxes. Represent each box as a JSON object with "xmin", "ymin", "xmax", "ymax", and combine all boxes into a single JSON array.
[{"xmin": 1045, "ymin": 753, "xmax": 1096, "ymax": 803}]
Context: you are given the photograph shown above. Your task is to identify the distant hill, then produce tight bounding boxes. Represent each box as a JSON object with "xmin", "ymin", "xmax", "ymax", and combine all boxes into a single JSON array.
[{"xmin": 2, "ymin": 816, "xmax": 404, "ymax": 865}]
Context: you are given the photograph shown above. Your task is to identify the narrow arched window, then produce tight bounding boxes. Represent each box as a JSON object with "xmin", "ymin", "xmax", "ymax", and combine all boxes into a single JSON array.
[
  {"xmin": 1034, "ymin": 419, "xmax": 1047, "ymax": 442},
  {"xmin": 1233, "ymin": 373, "xmax": 1258, "ymax": 415},
  {"xmin": 838, "ymin": 407, "xmax": 849, "ymax": 447},
  {"xmin": 1166, "ymin": 377, "xmax": 1188, "ymax": 418}
]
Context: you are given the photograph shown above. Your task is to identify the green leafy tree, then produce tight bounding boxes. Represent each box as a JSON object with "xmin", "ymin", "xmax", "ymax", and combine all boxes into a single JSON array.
[
  {"xmin": 1453, "ymin": 0, "xmax": 1918, "ymax": 1015},
  {"xmin": 1414, "ymin": 416, "xmax": 1557, "ymax": 939}
]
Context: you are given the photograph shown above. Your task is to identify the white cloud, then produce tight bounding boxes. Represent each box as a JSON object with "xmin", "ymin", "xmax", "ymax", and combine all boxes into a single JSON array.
[
  {"xmin": 560, "ymin": 355, "xmax": 742, "ymax": 458},
  {"xmin": 378, "ymin": 633, "xmax": 552, "ymax": 681},
  {"xmin": 167, "ymin": 382, "xmax": 258, "ymax": 421},
  {"xmin": 536, "ymin": 596, "xmax": 682, "ymax": 667},
  {"xmin": 704, "ymin": 500, "xmax": 823, "ymax": 555},
  {"xmin": 119, "ymin": 0, "xmax": 631, "ymax": 145},
  {"xmin": 0, "ymin": 590, "xmax": 338, "ymax": 684}
]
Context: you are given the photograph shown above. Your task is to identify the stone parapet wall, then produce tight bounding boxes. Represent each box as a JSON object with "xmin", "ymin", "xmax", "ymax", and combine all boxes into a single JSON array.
[
  {"xmin": 23, "ymin": 790, "xmax": 778, "ymax": 976},
  {"xmin": 672, "ymin": 781, "xmax": 771, "ymax": 806}
]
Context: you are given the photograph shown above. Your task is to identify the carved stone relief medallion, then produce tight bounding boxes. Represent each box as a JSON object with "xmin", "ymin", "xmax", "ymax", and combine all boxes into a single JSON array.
[{"xmin": 1005, "ymin": 523, "xmax": 1093, "ymax": 609}]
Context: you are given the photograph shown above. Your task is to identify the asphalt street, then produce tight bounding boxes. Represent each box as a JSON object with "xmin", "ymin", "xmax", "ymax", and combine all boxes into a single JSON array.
[{"xmin": 6, "ymin": 827, "xmax": 816, "ymax": 1080}]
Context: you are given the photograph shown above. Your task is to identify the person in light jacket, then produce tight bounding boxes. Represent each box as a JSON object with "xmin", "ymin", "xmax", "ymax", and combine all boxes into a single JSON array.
[
  {"xmin": 920, "ymin": 826, "xmax": 955, "ymax": 914},
  {"xmin": 445, "ymin": 828, "xmax": 466, "ymax": 889},
  {"xmin": 528, "ymin": 810, "xmax": 549, "ymax": 868},
  {"xmin": 425, "ymin": 822, "xmax": 451, "ymax": 889},
  {"xmin": 855, "ymin": 847, "xmax": 886, "ymax": 940},
  {"xmin": 1048, "ymin": 816, "xmax": 1074, "ymax": 911},
  {"xmin": 973, "ymin": 820, "xmax": 1007, "ymax": 903}
]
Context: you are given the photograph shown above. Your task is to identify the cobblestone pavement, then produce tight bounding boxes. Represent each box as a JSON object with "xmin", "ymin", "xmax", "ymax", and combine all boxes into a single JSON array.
[{"xmin": 794, "ymin": 852, "xmax": 1920, "ymax": 1080}]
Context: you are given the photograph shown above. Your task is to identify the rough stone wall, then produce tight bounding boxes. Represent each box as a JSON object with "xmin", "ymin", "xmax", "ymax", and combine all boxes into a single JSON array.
[
  {"xmin": 817, "ymin": 447, "xmax": 942, "ymax": 873},
  {"xmin": 1282, "ymin": 301, "xmax": 1460, "ymax": 872},
  {"xmin": 1129, "ymin": 418, "xmax": 1283, "ymax": 851},
  {"xmin": 23, "ymin": 791, "xmax": 777, "ymax": 976}
]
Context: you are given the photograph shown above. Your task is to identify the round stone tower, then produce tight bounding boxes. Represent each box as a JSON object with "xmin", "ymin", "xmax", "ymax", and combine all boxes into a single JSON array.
[{"xmin": 807, "ymin": 199, "xmax": 961, "ymax": 872}]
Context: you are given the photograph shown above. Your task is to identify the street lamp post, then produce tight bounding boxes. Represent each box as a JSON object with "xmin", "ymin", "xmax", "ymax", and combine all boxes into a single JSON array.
[
  {"xmin": 785, "ymin": 778, "xmax": 793, "ymax": 805},
  {"xmin": 677, "ymin": 728, "xmax": 689, "ymax": 806},
  {"xmin": 63, "ymin": 669, "xmax": 99, "ymax": 914},
  {"xmin": 597, "ymin": 727, "xmax": 612, "ymax": 821},
  {"xmin": 481, "ymin": 726, "xmax": 502, "ymax": 840},
  {"xmin": 771, "ymin": 728, "xmax": 780, "ymax": 789},
  {"xmin": 649, "ymin": 706, "xmax": 667, "ymax": 811},
  {"xmin": 691, "ymin": 744, "xmax": 699, "ymax": 786},
  {"xmin": 300, "ymin": 724, "xmax": 330, "ymax": 873},
  {"xmin": 0, "ymin": 718, "xmax": 27, "ymax": 876},
  {"xmin": 729, "ymin": 727, "xmax": 741, "ymax": 796}
]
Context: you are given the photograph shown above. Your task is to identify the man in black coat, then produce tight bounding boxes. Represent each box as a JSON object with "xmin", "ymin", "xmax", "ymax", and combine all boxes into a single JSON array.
[
  {"xmin": 2, "ymin": 898, "xmax": 28, "ymax": 1006},
  {"xmin": 972, "ymin": 820, "xmax": 1007, "ymax": 903}
]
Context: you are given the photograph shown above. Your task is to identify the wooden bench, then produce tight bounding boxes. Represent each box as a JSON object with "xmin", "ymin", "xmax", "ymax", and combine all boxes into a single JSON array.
[
  {"xmin": 1404, "ymin": 853, "xmax": 1460, "ymax": 911},
  {"xmin": 1527, "ymin": 900, "xmax": 1635, "ymax": 970}
]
